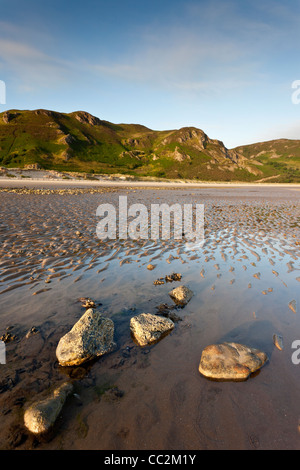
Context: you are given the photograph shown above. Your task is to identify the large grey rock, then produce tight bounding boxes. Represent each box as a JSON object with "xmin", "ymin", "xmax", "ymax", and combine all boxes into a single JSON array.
[
  {"xmin": 130, "ymin": 313, "xmax": 174, "ymax": 346},
  {"xmin": 168, "ymin": 285, "xmax": 193, "ymax": 306},
  {"xmin": 199, "ymin": 342, "xmax": 268, "ymax": 381},
  {"xmin": 56, "ymin": 309, "xmax": 115, "ymax": 366},
  {"xmin": 24, "ymin": 382, "xmax": 73, "ymax": 434}
]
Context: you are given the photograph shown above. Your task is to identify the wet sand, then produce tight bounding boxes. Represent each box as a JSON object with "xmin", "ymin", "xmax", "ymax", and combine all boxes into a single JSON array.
[{"xmin": 0, "ymin": 184, "xmax": 299, "ymax": 450}]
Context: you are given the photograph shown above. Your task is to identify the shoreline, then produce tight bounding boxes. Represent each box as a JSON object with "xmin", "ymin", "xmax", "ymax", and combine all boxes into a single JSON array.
[
  {"xmin": 0, "ymin": 167, "xmax": 299, "ymax": 189},
  {"xmin": 0, "ymin": 176, "xmax": 300, "ymax": 190}
]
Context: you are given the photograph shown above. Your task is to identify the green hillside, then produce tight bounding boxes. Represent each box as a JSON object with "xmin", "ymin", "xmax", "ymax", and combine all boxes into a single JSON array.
[
  {"xmin": 234, "ymin": 139, "xmax": 300, "ymax": 183},
  {"xmin": 0, "ymin": 109, "xmax": 299, "ymax": 182}
]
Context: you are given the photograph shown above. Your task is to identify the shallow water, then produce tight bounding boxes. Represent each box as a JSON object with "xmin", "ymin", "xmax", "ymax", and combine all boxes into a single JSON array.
[{"xmin": 0, "ymin": 186, "xmax": 299, "ymax": 450}]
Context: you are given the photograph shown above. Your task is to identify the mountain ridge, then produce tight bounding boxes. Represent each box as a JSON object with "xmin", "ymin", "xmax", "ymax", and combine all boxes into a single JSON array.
[{"xmin": 0, "ymin": 109, "xmax": 299, "ymax": 182}]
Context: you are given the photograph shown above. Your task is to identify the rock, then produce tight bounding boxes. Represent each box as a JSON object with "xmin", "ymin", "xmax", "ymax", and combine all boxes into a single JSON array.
[
  {"xmin": 24, "ymin": 163, "xmax": 41, "ymax": 170},
  {"xmin": 147, "ymin": 264, "xmax": 156, "ymax": 270},
  {"xmin": 288, "ymin": 299, "xmax": 297, "ymax": 313},
  {"xmin": 165, "ymin": 272, "xmax": 182, "ymax": 282},
  {"xmin": 273, "ymin": 334, "xmax": 284, "ymax": 351},
  {"xmin": 34, "ymin": 109, "xmax": 56, "ymax": 117},
  {"xmin": 1, "ymin": 326, "xmax": 17, "ymax": 343},
  {"xmin": 61, "ymin": 133, "xmax": 75, "ymax": 145},
  {"xmin": 24, "ymin": 382, "xmax": 73, "ymax": 434},
  {"xmin": 199, "ymin": 342, "xmax": 268, "ymax": 381},
  {"xmin": 155, "ymin": 303, "xmax": 183, "ymax": 323},
  {"xmin": 130, "ymin": 313, "xmax": 174, "ymax": 347},
  {"xmin": 173, "ymin": 146, "xmax": 191, "ymax": 162},
  {"xmin": 74, "ymin": 111, "xmax": 101, "ymax": 126},
  {"xmin": 2, "ymin": 112, "xmax": 14, "ymax": 124},
  {"xmin": 56, "ymin": 309, "xmax": 115, "ymax": 366},
  {"xmin": 78, "ymin": 297, "xmax": 96, "ymax": 308},
  {"xmin": 153, "ymin": 273, "xmax": 182, "ymax": 285},
  {"xmin": 25, "ymin": 326, "xmax": 39, "ymax": 339},
  {"xmin": 169, "ymin": 285, "xmax": 193, "ymax": 306}
]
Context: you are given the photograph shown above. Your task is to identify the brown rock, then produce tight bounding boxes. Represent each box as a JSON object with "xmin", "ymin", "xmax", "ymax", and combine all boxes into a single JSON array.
[
  {"xmin": 147, "ymin": 264, "xmax": 156, "ymax": 270},
  {"xmin": 130, "ymin": 313, "xmax": 174, "ymax": 347},
  {"xmin": 169, "ymin": 285, "xmax": 193, "ymax": 306},
  {"xmin": 24, "ymin": 382, "xmax": 73, "ymax": 434},
  {"xmin": 56, "ymin": 309, "xmax": 115, "ymax": 366},
  {"xmin": 199, "ymin": 342, "xmax": 268, "ymax": 381}
]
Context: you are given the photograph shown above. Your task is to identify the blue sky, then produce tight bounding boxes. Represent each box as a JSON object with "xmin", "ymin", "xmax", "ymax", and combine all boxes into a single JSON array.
[{"xmin": 0, "ymin": 0, "xmax": 300, "ymax": 147}]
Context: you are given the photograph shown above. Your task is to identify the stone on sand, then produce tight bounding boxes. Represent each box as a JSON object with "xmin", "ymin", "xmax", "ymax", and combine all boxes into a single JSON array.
[
  {"xmin": 56, "ymin": 308, "xmax": 115, "ymax": 366},
  {"xmin": 147, "ymin": 264, "xmax": 156, "ymax": 270},
  {"xmin": 199, "ymin": 342, "xmax": 268, "ymax": 381},
  {"xmin": 168, "ymin": 285, "xmax": 193, "ymax": 306},
  {"xmin": 273, "ymin": 334, "xmax": 284, "ymax": 351},
  {"xmin": 130, "ymin": 313, "xmax": 174, "ymax": 347},
  {"xmin": 24, "ymin": 382, "xmax": 73, "ymax": 434}
]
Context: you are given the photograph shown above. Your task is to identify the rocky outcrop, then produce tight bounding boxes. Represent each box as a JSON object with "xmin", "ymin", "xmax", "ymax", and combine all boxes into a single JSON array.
[
  {"xmin": 130, "ymin": 313, "xmax": 174, "ymax": 346},
  {"xmin": 56, "ymin": 309, "xmax": 116, "ymax": 366},
  {"xmin": 34, "ymin": 109, "xmax": 58, "ymax": 118},
  {"xmin": 120, "ymin": 149, "xmax": 145, "ymax": 160},
  {"xmin": 173, "ymin": 146, "xmax": 191, "ymax": 162},
  {"xmin": 24, "ymin": 382, "xmax": 73, "ymax": 434},
  {"xmin": 162, "ymin": 127, "xmax": 208, "ymax": 151},
  {"xmin": 59, "ymin": 133, "xmax": 76, "ymax": 145},
  {"xmin": 199, "ymin": 342, "xmax": 268, "ymax": 381},
  {"xmin": 61, "ymin": 149, "xmax": 73, "ymax": 161},
  {"xmin": 168, "ymin": 285, "xmax": 193, "ymax": 306},
  {"xmin": 74, "ymin": 111, "xmax": 101, "ymax": 126},
  {"xmin": 24, "ymin": 163, "xmax": 42, "ymax": 170},
  {"xmin": 2, "ymin": 112, "xmax": 15, "ymax": 124}
]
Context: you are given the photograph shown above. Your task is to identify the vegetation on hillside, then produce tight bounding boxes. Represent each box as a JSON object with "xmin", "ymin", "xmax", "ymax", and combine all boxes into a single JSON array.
[{"xmin": 0, "ymin": 109, "xmax": 299, "ymax": 182}]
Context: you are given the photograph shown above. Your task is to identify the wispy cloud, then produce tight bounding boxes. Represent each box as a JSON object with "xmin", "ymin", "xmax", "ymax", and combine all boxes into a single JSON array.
[
  {"xmin": 84, "ymin": 0, "xmax": 300, "ymax": 94},
  {"xmin": 1, "ymin": 0, "xmax": 298, "ymax": 96},
  {"xmin": 0, "ymin": 38, "xmax": 75, "ymax": 90},
  {"xmin": 89, "ymin": 22, "xmax": 262, "ymax": 93}
]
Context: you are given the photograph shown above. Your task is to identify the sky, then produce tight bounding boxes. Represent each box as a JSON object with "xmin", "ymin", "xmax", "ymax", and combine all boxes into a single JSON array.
[{"xmin": 0, "ymin": 0, "xmax": 300, "ymax": 148}]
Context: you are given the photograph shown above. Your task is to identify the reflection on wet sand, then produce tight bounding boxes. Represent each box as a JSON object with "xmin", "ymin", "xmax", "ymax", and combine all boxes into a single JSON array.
[{"xmin": 0, "ymin": 186, "xmax": 299, "ymax": 450}]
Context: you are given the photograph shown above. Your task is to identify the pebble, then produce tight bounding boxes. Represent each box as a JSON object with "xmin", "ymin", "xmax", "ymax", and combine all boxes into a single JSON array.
[{"xmin": 273, "ymin": 334, "xmax": 284, "ymax": 351}]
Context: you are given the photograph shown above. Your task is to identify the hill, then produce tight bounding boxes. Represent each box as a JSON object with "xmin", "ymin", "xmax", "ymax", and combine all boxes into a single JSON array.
[
  {"xmin": 0, "ymin": 109, "xmax": 299, "ymax": 182},
  {"xmin": 234, "ymin": 139, "xmax": 300, "ymax": 183}
]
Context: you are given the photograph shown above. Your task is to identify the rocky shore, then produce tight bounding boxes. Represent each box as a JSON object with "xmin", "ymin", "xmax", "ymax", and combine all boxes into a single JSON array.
[{"xmin": 21, "ymin": 280, "xmax": 271, "ymax": 437}]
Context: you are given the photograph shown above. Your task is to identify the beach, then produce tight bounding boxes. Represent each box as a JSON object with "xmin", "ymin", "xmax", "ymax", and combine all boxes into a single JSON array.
[{"xmin": 0, "ymin": 177, "xmax": 299, "ymax": 450}]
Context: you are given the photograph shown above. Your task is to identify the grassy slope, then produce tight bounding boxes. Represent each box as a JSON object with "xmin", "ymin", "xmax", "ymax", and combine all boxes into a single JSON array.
[{"xmin": 234, "ymin": 139, "xmax": 300, "ymax": 183}]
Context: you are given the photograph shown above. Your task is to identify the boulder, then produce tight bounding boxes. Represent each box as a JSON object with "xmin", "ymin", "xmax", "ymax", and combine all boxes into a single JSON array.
[
  {"xmin": 169, "ymin": 285, "xmax": 193, "ymax": 306},
  {"xmin": 130, "ymin": 313, "xmax": 174, "ymax": 347},
  {"xmin": 24, "ymin": 382, "xmax": 73, "ymax": 434},
  {"xmin": 56, "ymin": 309, "xmax": 115, "ymax": 366},
  {"xmin": 199, "ymin": 342, "xmax": 268, "ymax": 381}
]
